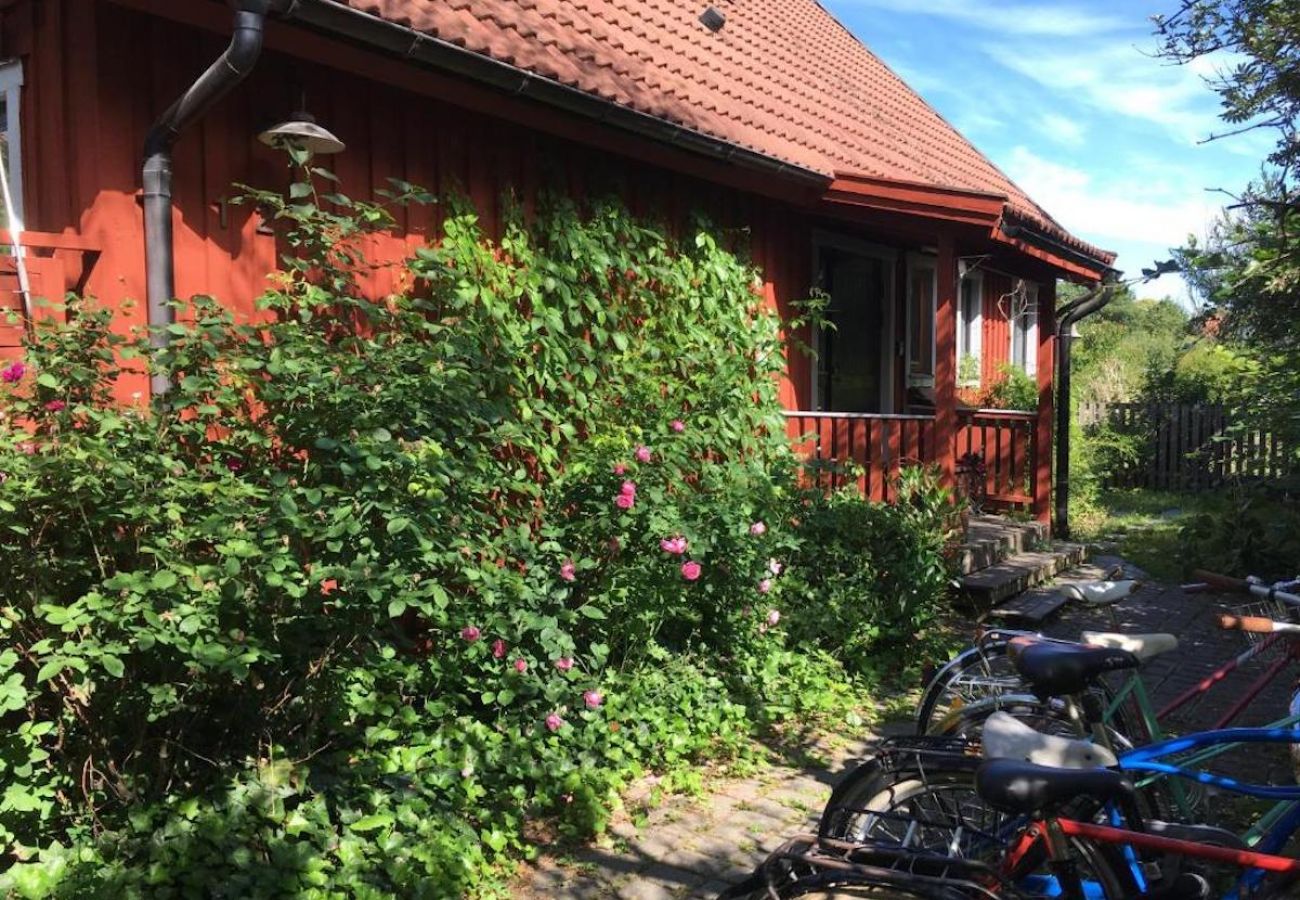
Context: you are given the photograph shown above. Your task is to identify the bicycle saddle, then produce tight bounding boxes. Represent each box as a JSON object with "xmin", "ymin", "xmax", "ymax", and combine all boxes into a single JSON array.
[
  {"xmin": 1008, "ymin": 636, "xmax": 1139, "ymax": 696},
  {"xmin": 975, "ymin": 758, "xmax": 1134, "ymax": 816},
  {"xmin": 1059, "ymin": 579, "xmax": 1140, "ymax": 607},
  {"xmin": 982, "ymin": 712, "xmax": 1118, "ymax": 768},
  {"xmin": 1080, "ymin": 631, "xmax": 1178, "ymax": 663}
]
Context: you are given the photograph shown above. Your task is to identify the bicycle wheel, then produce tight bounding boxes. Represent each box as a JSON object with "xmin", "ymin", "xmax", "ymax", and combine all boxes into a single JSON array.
[
  {"xmin": 916, "ymin": 642, "xmax": 1023, "ymax": 734},
  {"xmin": 719, "ymin": 836, "xmax": 1018, "ymax": 899},
  {"xmin": 820, "ymin": 766, "xmax": 1128, "ymax": 898}
]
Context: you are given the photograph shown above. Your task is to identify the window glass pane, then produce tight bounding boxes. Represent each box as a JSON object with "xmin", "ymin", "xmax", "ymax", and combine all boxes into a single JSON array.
[{"xmin": 909, "ymin": 267, "xmax": 934, "ymax": 376}]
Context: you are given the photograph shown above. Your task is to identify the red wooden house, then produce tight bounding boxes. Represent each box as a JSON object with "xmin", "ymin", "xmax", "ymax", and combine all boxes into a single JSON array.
[{"xmin": 0, "ymin": 0, "xmax": 1114, "ymax": 525}]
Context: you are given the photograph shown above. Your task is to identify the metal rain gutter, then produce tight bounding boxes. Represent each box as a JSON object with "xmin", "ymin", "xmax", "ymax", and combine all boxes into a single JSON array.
[
  {"xmin": 1053, "ymin": 281, "xmax": 1117, "ymax": 538},
  {"xmin": 289, "ymin": 0, "xmax": 829, "ymax": 187},
  {"xmin": 142, "ymin": 0, "xmax": 299, "ymax": 396}
]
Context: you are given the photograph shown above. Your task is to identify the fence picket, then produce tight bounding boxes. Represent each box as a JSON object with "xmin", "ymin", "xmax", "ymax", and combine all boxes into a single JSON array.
[{"xmin": 1086, "ymin": 401, "xmax": 1289, "ymax": 490}]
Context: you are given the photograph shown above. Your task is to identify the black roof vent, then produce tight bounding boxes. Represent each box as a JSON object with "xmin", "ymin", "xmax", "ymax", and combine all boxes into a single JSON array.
[{"xmin": 699, "ymin": 6, "xmax": 726, "ymax": 33}]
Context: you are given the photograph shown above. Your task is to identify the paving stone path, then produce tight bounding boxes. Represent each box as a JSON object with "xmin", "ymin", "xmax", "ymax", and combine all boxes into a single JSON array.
[
  {"xmin": 510, "ymin": 729, "xmax": 887, "ymax": 899},
  {"xmin": 515, "ymin": 556, "xmax": 1295, "ymax": 897}
]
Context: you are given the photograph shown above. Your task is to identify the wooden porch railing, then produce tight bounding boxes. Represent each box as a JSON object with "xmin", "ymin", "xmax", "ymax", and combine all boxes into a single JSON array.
[
  {"xmin": 956, "ymin": 408, "xmax": 1037, "ymax": 512},
  {"xmin": 784, "ymin": 408, "xmax": 1042, "ymax": 514},
  {"xmin": 783, "ymin": 411, "xmax": 937, "ymax": 503}
]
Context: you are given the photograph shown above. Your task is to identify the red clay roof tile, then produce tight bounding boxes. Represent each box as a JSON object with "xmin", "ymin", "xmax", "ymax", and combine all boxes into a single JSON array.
[{"xmin": 338, "ymin": 0, "xmax": 1113, "ymax": 266}]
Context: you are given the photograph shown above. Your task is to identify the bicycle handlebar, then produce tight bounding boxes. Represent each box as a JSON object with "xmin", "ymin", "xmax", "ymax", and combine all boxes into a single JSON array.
[
  {"xmin": 1193, "ymin": 569, "xmax": 1300, "ymax": 607},
  {"xmin": 1218, "ymin": 614, "xmax": 1300, "ymax": 634}
]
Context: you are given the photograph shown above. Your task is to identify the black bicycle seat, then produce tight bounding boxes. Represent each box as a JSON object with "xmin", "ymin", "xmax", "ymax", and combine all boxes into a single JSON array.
[
  {"xmin": 1008, "ymin": 636, "xmax": 1138, "ymax": 696},
  {"xmin": 975, "ymin": 758, "xmax": 1133, "ymax": 816}
]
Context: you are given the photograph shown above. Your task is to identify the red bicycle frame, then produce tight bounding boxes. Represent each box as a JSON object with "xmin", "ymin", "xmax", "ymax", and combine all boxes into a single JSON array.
[{"xmin": 1001, "ymin": 814, "xmax": 1300, "ymax": 892}]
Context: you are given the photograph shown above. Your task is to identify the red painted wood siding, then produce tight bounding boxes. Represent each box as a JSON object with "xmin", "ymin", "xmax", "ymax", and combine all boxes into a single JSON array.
[
  {"xmin": 3, "ymin": 0, "xmax": 819, "ymax": 404},
  {"xmin": 981, "ymin": 272, "xmax": 1012, "ymax": 385}
]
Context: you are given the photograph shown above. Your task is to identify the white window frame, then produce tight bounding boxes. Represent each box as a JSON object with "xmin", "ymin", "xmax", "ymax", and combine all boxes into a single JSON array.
[
  {"xmin": 810, "ymin": 231, "xmax": 898, "ymax": 413},
  {"xmin": 1011, "ymin": 281, "xmax": 1039, "ymax": 377},
  {"xmin": 0, "ymin": 60, "xmax": 24, "ymax": 227},
  {"xmin": 905, "ymin": 254, "xmax": 937, "ymax": 388},
  {"xmin": 957, "ymin": 270, "xmax": 983, "ymax": 386}
]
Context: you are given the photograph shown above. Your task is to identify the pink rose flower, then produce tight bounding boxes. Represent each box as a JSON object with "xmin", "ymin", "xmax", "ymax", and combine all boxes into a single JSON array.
[
  {"xmin": 635, "ymin": 445, "xmax": 652, "ymax": 463},
  {"xmin": 560, "ymin": 560, "xmax": 576, "ymax": 582},
  {"xmin": 758, "ymin": 578, "xmax": 772, "ymax": 594},
  {"xmin": 555, "ymin": 657, "xmax": 574, "ymax": 671},
  {"xmin": 613, "ymin": 463, "xmax": 627, "ymax": 475},
  {"xmin": 620, "ymin": 480, "xmax": 637, "ymax": 497},
  {"xmin": 766, "ymin": 609, "xmax": 781, "ymax": 627},
  {"xmin": 671, "ymin": 420, "xmax": 685, "ymax": 433},
  {"xmin": 492, "ymin": 639, "xmax": 507, "ymax": 659},
  {"xmin": 44, "ymin": 400, "xmax": 66, "ymax": 412},
  {"xmin": 17, "ymin": 442, "xmax": 36, "ymax": 455},
  {"xmin": 584, "ymin": 690, "xmax": 604, "ymax": 709},
  {"xmin": 460, "ymin": 625, "xmax": 481, "ymax": 642},
  {"xmin": 615, "ymin": 493, "xmax": 635, "ymax": 510},
  {"xmin": 769, "ymin": 558, "xmax": 784, "ymax": 576},
  {"xmin": 545, "ymin": 713, "xmax": 564, "ymax": 732},
  {"xmin": 514, "ymin": 658, "xmax": 528, "ymax": 673},
  {"xmin": 1, "ymin": 362, "xmax": 25, "ymax": 384},
  {"xmin": 681, "ymin": 560, "xmax": 702, "ymax": 581},
  {"xmin": 750, "ymin": 521, "xmax": 767, "ymax": 536},
  {"xmin": 659, "ymin": 536, "xmax": 687, "ymax": 555},
  {"xmin": 460, "ymin": 765, "xmax": 474, "ymax": 778},
  {"xmin": 225, "ymin": 458, "xmax": 244, "ymax": 473}
]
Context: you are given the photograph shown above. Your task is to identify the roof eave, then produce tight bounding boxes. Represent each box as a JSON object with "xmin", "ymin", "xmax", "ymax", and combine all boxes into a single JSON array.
[{"xmin": 290, "ymin": 0, "xmax": 831, "ymax": 186}]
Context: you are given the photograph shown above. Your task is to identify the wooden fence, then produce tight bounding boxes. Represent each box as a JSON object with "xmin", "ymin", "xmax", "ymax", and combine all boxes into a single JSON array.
[{"xmin": 1080, "ymin": 402, "xmax": 1293, "ymax": 490}]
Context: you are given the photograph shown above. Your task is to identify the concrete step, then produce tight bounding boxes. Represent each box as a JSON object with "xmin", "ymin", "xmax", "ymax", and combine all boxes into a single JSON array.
[
  {"xmin": 959, "ymin": 542, "xmax": 1088, "ymax": 608},
  {"xmin": 954, "ymin": 515, "xmax": 1050, "ymax": 576}
]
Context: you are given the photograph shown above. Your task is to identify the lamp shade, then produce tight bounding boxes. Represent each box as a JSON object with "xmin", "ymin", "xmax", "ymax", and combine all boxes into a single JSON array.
[{"xmin": 258, "ymin": 111, "xmax": 345, "ymax": 155}]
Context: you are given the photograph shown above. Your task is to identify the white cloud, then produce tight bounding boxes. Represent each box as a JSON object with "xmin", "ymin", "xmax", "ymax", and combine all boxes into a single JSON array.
[
  {"xmin": 1004, "ymin": 146, "xmax": 1218, "ymax": 283},
  {"xmin": 985, "ymin": 42, "xmax": 1215, "ymax": 144},
  {"xmin": 833, "ymin": 0, "xmax": 1128, "ymax": 37},
  {"xmin": 1037, "ymin": 113, "xmax": 1086, "ymax": 147}
]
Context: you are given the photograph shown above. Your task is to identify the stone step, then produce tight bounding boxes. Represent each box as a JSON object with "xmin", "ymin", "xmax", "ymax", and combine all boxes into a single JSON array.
[
  {"xmin": 954, "ymin": 515, "xmax": 1050, "ymax": 576},
  {"xmin": 959, "ymin": 542, "xmax": 1088, "ymax": 608},
  {"xmin": 988, "ymin": 586, "xmax": 1070, "ymax": 625}
]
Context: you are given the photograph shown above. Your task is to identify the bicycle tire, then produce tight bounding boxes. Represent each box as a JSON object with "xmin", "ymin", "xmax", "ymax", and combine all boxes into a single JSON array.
[
  {"xmin": 916, "ymin": 642, "xmax": 1022, "ymax": 734},
  {"xmin": 820, "ymin": 765, "xmax": 1128, "ymax": 897},
  {"xmin": 919, "ymin": 643, "xmax": 1143, "ymax": 746}
]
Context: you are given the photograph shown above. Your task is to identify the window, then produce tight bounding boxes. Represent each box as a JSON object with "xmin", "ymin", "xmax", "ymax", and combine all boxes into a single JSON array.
[
  {"xmin": 1011, "ymin": 281, "xmax": 1039, "ymax": 376},
  {"xmin": 957, "ymin": 270, "xmax": 982, "ymax": 385},
  {"xmin": 0, "ymin": 60, "xmax": 23, "ymax": 230},
  {"xmin": 906, "ymin": 258, "xmax": 936, "ymax": 386}
]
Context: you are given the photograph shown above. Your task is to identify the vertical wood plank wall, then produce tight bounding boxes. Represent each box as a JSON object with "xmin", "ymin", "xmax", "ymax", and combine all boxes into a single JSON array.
[{"xmin": 2, "ymin": 0, "xmax": 815, "ymax": 405}]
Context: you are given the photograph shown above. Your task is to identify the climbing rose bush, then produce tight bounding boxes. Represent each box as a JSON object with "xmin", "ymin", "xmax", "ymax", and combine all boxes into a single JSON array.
[{"xmin": 0, "ymin": 173, "xmax": 950, "ymax": 895}]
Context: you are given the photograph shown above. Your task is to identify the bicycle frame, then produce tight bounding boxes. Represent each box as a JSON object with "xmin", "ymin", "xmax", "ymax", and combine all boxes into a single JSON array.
[{"xmin": 1000, "ymin": 728, "xmax": 1300, "ymax": 898}]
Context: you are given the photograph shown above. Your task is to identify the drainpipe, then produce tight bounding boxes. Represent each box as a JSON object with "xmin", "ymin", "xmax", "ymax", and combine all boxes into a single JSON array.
[
  {"xmin": 1053, "ymin": 281, "xmax": 1117, "ymax": 538},
  {"xmin": 142, "ymin": 0, "xmax": 297, "ymax": 396}
]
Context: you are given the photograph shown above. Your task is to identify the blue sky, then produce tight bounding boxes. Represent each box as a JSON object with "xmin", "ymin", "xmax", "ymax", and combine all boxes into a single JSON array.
[{"xmin": 820, "ymin": 0, "xmax": 1268, "ymax": 302}]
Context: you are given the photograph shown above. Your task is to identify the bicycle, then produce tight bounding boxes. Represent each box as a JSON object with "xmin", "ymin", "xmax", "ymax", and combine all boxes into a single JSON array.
[{"xmin": 818, "ymin": 635, "xmax": 1300, "ymax": 897}]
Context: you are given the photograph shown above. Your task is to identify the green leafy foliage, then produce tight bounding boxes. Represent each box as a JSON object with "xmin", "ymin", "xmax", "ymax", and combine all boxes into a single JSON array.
[
  {"xmin": 0, "ymin": 168, "xmax": 950, "ymax": 895},
  {"xmin": 981, "ymin": 364, "xmax": 1037, "ymax": 412}
]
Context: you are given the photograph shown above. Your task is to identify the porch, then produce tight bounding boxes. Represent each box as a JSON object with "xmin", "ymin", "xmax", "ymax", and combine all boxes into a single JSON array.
[{"xmin": 783, "ymin": 407, "xmax": 1049, "ymax": 520}]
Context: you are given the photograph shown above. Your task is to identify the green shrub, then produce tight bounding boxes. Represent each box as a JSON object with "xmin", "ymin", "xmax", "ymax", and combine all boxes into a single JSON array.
[
  {"xmin": 0, "ymin": 168, "xmax": 949, "ymax": 895},
  {"xmin": 982, "ymin": 364, "xmax": 1037, "ymax": 412}
]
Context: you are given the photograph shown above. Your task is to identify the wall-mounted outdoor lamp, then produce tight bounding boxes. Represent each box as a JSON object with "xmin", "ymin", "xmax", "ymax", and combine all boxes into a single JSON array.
[{"xmin": 258, "ymin": 110, "xmax": 346, "ymax": 156}]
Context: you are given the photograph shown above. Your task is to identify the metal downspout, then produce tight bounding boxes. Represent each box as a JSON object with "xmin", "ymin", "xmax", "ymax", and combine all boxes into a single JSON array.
[
  {"xmin": 1053, "ymin": 282, "xmax": 1117, "ymax": 538},
  {"xmin": 142, "ymin": 0, "xmax": 297, "ymax": 396}
]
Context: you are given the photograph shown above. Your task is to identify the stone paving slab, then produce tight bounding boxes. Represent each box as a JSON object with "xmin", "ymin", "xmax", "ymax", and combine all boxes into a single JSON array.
[{"xmin": 510, "ymin": 730, "xmax": 878, "ymax": 898}]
